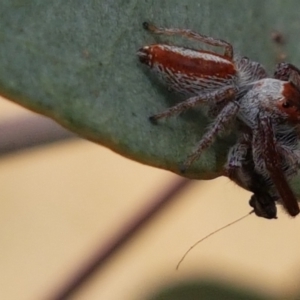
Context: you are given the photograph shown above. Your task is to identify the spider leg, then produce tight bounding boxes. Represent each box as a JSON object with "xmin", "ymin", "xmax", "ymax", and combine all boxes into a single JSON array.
[
  {"xmin": 225, "ymin": 137, "xmax": 277, "ymax": 219},
  {"xmin": 143, "ymin": 22, "xmax": 233, "ymax": 58},
  {"xmin": 225, "ymin": 138, "xmax": 250, "ymax": 186},
  {"xmin": 149, "ymin": 86, "xmax": 236, "ymax": 123},
  {"xmin": 276, "ymin": 145, "xmax": 300, "ymax": 178},
  {"xmin": 256, "ymin": 114, "xmax": 300, "ymax": 216},
  {"xmin": 180, "ymin": 100, "xmax": 239, "ymax": 172},
  {"xmin": 274, "ymin": 62, "xmax": 300, "ymax": 83}
]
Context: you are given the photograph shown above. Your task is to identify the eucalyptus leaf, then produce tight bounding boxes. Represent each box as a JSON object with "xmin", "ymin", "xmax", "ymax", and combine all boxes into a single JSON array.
[{"xmin": 1, "ymin": 0, "xmax": 300, "ymax": 181}]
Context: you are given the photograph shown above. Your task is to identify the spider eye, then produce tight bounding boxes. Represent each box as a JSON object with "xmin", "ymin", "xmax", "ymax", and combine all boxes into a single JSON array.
[{"xmin": 282, "ymin": 101, "xmax": 291, "ymax": 108}]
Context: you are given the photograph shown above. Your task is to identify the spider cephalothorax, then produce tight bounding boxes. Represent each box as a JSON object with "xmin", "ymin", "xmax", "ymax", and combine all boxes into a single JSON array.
[{"xmin": 137, "ymin": 23, "xmax": 300, "ymax": 218}]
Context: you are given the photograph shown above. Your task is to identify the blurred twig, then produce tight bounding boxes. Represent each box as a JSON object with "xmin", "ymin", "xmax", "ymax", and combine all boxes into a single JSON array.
[
  {"xmin": 50, "ymin": 177, "xmax": 193, "ymax": 300},
  {"xmin": 0, "ymin": 113, "xmax": 193, "ymax": 300},
  {"xmin": 0, "ymin": 114, "xmax": 75, "ymax": 155}
]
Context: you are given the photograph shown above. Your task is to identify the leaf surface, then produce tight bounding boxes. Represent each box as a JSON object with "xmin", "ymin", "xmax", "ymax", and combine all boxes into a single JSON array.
[{"xmin": 1, "ymin": 0, "xmax": 300, "ymax": 181}]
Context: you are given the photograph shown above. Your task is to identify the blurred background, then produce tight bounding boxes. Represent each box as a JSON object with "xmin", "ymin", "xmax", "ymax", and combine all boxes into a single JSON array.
[{"xmin": 2, "ymin": 95, "xmax": 300, "ymax": 300}]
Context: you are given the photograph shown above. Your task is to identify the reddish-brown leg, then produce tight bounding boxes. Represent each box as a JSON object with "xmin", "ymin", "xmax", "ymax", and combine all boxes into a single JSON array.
[
  {"xmin": 257, "ymin": 115, "xmax": 299, "ymax": 216},
  {"xmin": 143, "ymin": 22, "xmax": 233, "ymax": 58},
  {"xmin": 274, "ymin": 62, "xmax": 300, "ymax": 85}
]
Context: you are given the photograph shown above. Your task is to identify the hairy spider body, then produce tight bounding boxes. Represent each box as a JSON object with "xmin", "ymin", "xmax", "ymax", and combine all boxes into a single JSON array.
[
  {"xmin": 137, "ymin": 23, "xmax": 300, "ymax": 218},
  {"xmin": 226, "ymin": 63, "xmax": 300, "ymax": 218},
  {"xmin": 225, "ymin": 80, "xmax": 300, "ymax": 218}
]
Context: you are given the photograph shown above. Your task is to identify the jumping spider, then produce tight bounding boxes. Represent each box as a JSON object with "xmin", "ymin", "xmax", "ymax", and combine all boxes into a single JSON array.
[{"xmin": 137, "ymin": 22, "xmax": 300, "ymax": 218}]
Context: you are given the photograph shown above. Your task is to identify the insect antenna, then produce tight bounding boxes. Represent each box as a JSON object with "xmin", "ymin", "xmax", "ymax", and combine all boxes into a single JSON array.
[{"xmin": 176, "ymin": 210, "xmax": 254, "ymax": 270}]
